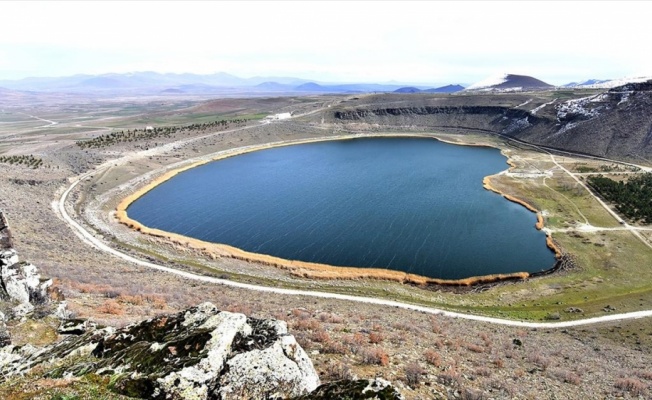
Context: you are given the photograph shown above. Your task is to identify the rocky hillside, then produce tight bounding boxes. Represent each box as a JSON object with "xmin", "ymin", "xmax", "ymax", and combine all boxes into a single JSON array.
[
  {"xmin": 0, "ymin": 301, "xmax": 403, "ymax": 399},
  {"xmin": 330, "ymin": 82, "xmax": 652, "ymax": 162}
]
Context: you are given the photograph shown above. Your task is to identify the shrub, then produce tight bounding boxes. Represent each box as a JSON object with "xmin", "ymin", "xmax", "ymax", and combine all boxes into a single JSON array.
[
  {"xmin": 527, "ymin": 352, "xmax": 551, "ymax": 370},
  {"xmin": 291, "ymin": 308, "xmax": 311, "ymax": 320},
  {"xmin": 118, "ymin": 294, "xmax": 144, "ymax": 305},
  {"xmin": 343, "ymin": 332, "xmax": 367, "ymax": 354},
  {"xmin": 460, "ymin": 387, "xmax": 486, "ymax": 400},
  {"xmin": 479, "ymin": 332, "xmax": 492, "ymax": 347},
  {"xmin": 424, "ymin": 349, "xmax": 442, "ymax": 367},
  {"xmin": 322, "ymin": 340, "xmax": 348, "ymax": 355},
  {"xmin": 318, "ymin": 312, "xmax": 343, "ymax": 324},
  {"xmin": 614, "ymin": 377, "xmax": 648, "ymax": 396},
  {"xmin": 148, "ymin": 295, "xmax": 167, "ymax": 309},
  {"xmin": 324, "ymin": 361, "xmax": 353, "ymax": 381},
  {"xmin": 636, "ymin": 370, "xmax": 652, "ymax": 381},
  {"xmin": 405, "ymin": 362, "xmax": 425, "ymax": 387},
  {"xmin": 430, "ymin": 317, "xmax": 443, "ymax": 334},
  {"xmin": 97, "ymin": 299, "xmax": 124, "ymax": 315},
  {"xmin": 437, "ymin": 368, "xmax": 461, "ymax": 387},
  {"xmin": 369, "ymin": 332, "xmax": 384, "ymax": 344},
  {"xmin": 465, "ymin": 343, "xmax": 485, "ymax": 354},
  {"xmin": 294, "ymin": 318, "xmax": 321, "ymax": 331},
  {"xmin": 551, "ymin": 369, "xmax": 581, "ymax": 385},
  {"xmin": 360, "ymin": 347, "xmax": 389, "ymax": 366},
  {"xmin": 311, "ymin": 330, "xmax": 331, "ymax": 343}
]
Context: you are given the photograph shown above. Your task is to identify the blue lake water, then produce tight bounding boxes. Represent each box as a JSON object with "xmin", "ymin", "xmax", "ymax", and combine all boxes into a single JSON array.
[{"xmin": 127, "ymin": 137, "xmax": 556, "ymax": 279}]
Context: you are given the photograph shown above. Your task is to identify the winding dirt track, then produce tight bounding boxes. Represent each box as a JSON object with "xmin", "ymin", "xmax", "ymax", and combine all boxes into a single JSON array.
[{"xmin": 56, "ymin": 133, "xmax": 652, "ymax": 329}]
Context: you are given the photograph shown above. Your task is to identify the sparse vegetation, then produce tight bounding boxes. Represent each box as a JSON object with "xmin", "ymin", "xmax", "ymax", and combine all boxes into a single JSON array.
[
  {"xmin": 404, "ymin": 362, "xmax": 425, "ymax": 387},
  {"xmin": 0, "ymin": 154, "xmax": 43, "ymax": 168},
  {"xmin": 614, "ymin": 377, "xmax": 648, "ymax": 396},
  {"xmin": 75, "ymin": 118, "xmax": 248, "ymax": 149},
  {"xmin": 360, "ymin": 347, "xmax": 389, "ymax": 366}
]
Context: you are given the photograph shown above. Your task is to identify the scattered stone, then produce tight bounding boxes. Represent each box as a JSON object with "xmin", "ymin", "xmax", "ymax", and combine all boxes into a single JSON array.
[
  {"xmin": 512, "ymin": 338, "xmax": 523, "ymax": 346},
  {"xmin": 565, "ymin": 307, "xmax": 584, "ymax": 313},
  {"xmin": 545, "ymin": 312, "xmax": 561, "ymax": 320},
  {"xmin": 53, "ymin": 301, "xmax": 72, "ymax": 320},
  {"xmin": 603, "ymin": 305, "xmax": 617, "ymax": 312},
  {"xmin": 293, "ymin": 378, "xmax": 404, "ymax": 400},
  {"xmin": 57, "ymin": 318, "xmax": 97, "ymax": 335}
]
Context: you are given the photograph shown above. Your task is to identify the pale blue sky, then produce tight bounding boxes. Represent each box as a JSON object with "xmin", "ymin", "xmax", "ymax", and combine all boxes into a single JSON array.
[{"xmin": 1, "ymin": 1, "xmax": 650, "ymax": 85}]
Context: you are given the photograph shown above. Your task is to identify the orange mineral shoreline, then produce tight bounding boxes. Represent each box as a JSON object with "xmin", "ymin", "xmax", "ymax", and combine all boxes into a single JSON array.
[{"xmin": 115, "ymin": 134, "xmax": 560, "ymax": 287}]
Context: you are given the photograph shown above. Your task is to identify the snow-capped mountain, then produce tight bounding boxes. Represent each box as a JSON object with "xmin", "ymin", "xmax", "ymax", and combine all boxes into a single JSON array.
[
  {"xmin": 464, "ymin": 74, "xmax": 553, "ymax": 92},
  {"xmin": 563, "ymin": 79, "xmax": 611, "ymax": 88},
  {"xmin": 575, "ymin": 76, "xmax": 652, "ymax": 89}
]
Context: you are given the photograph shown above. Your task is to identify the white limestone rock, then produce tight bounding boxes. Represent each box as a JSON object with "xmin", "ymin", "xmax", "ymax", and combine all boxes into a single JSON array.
[
  {"xmin": 1, "ymin": 261, "xmax": 52, "ymax": 317},
  {"xmin": 218, "ymin": 334, "xmax": 319, "ymax": 399}
]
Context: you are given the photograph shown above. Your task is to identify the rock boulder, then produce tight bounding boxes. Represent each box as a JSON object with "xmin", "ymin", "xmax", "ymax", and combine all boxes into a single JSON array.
[
  {"xmin": 293, "ymin": 378, "xmax": 404, "ymax": 400},
  {"xmin": 0, "ymin": 302, "xmax": 320, "ymax": 400}
]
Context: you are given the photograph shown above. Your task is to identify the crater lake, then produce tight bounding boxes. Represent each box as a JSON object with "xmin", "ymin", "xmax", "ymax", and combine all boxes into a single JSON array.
[{"xmin": 126, "ymin": 137, "xmax": 556, "ymax": 279}]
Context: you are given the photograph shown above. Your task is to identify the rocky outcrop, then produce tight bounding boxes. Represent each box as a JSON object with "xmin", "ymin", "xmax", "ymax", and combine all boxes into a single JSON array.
[
  {"xmin": 0, "ymin": 212, "xmax": 11, "ymax": 249},
  {"xmin": 0, "ymin": 211, "xmax": 64, "ymax": 349},
  {"xmin": 1, "ymin": 257, "xmax": 52, "ymax": 316},
  {"xmin": 293, "ymin": 378, "xmax": 404, "ymax": 399},
  {"xmin": 0, "ymin": 302, "xmax": 320, "ymax": 400},
  {"xmin": 0, "ymin": 212, "xmax": 53, "ymax": 318}
]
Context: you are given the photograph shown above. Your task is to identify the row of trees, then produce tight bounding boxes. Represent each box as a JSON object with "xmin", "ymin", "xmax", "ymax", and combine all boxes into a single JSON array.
[
  {"xmin": 0, "ymin": 154, "xmax": 43, "ymax": 169},
  {"xmin": 76, "ymin": 118, "xmax": 248, "ymax": 149},
  {"xmin": 586, "ymin": 173, "xmax": 652, "ymax": 223}
]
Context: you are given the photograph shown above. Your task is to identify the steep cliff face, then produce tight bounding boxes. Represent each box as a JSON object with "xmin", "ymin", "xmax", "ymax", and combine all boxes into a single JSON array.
[
  {"xmin": 540, "ymin": 83, "xmax": 652, "ymax": 159},
  {"xmin": 334, "ymin": 105, "xmax": 551, "ymax": 135},
  {"xmin": 331, "ymin": 83, "xmax": 652, "ymax": 162}
]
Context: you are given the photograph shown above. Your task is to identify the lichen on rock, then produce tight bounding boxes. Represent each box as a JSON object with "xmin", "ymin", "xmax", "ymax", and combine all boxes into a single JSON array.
[
  {"xmin": 292, "ymin": 378, "xmax": 404, "ymax": 400},
  {"xmin": 0, "ymin": 302, "xmax": 320, "ymax": 400}
]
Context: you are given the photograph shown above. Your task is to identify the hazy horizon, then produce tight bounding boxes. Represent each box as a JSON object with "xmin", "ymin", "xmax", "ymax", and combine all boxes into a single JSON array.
[{"xmin": 1, "ymin": 1, "xmax": 651, "ymax": 86}]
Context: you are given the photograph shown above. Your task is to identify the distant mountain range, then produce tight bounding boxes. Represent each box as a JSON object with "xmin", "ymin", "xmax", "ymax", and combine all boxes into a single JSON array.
[
  {"xmin": 394, "ymin": 84, "xmax": 465, "ymax": 94},
  {"xmin": 0, "ymin": 71, "xmax": 453, "ymax": 95},
  {"xmin": 562, "ymin": 79, "xmax": 611, "ymax": 88},
  {"xmin": 1, "ymin": 71, "xmax": 651, "ymax": 97}
]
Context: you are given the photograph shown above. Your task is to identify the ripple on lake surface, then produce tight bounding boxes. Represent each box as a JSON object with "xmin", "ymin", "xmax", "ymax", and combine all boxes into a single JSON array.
[{"xmin": 127, "ymin": 137, "xmax": 556, "ymax": 279}]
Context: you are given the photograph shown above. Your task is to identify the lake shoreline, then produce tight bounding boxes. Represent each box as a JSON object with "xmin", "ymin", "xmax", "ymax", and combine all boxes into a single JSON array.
[{"xmin": 116, "ymin": 133, "xmax": 561, "ymax": 287}]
